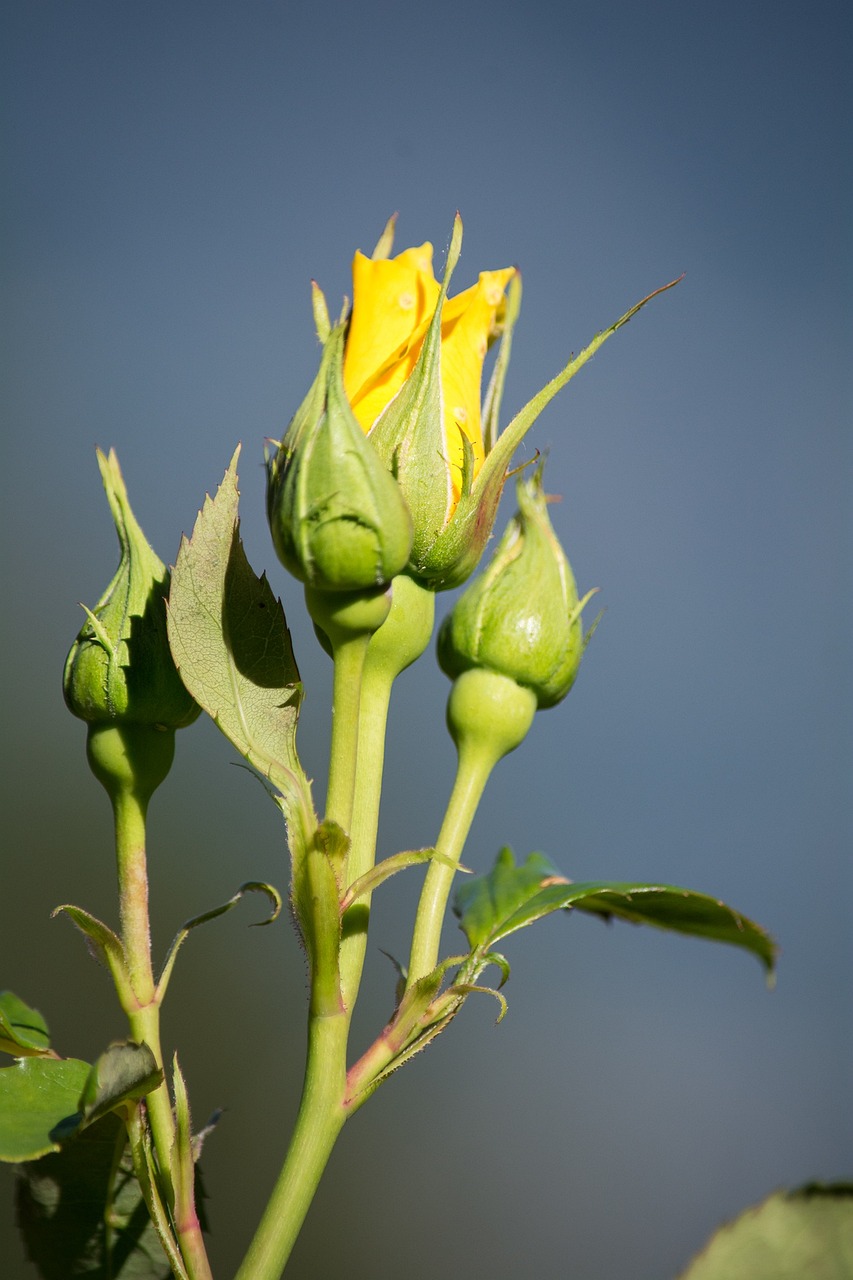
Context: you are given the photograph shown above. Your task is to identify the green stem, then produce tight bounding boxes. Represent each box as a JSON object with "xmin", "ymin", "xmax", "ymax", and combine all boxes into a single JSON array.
[
  {"xmin": 324, "ymin": 632, "xmax": 371, "ymax": 833},
  {"xmin": 406, "ymin": 740, "xmax": 494, "ymax": 987},
  {"xmin": 407, "ymin": 670, "xmax": 538, "ymax": 988},
  {"xmin": 338, "ymin": 574, "xmax": 435, "ymax": 1013},
  {"xmin": 234, "ymin": 1010, "xmax": 349, "ymax": 1280},
  {"xmin": 88, "ymin": 725, "xmax": 213, "ymax": 1280},
  {"xmin": 112, "ymin": 785, "xmax": 179, "ymax": 1211},
  {"xmin": 337, "ymin": 658, "xmax": 393, "ymax": 1011}
]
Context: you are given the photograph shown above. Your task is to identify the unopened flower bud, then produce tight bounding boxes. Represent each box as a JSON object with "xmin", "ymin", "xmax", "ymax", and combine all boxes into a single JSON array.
[
  {"xmin": 437, "ymin": 466, "xmax": 596, "ymax": 708},
  {"xmin": 266, "ymin": 323, "xmax": 413, "ymax": 593},
  {"xmin": 63, "ymin": 450, "xmax": 199, "ymax": 730}
]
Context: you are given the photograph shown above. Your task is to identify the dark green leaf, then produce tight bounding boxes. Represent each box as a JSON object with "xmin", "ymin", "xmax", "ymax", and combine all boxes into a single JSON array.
[
  {"xmin": 454, "ymin": 848, "xmax": 776, "ymax": 973},
  {"xmin": 167, "ymin": 449, "xmax": 310, "ymax": 811},
  {"xmin": 79, "ymin": 1043, "xmax": 162, "ymax": 1128},
  {"xmin": 16, "ymin": 1111, "xmax": 171, "ymax": 1279},
  {"xmin": 0, "ymin": 991, "xmax": 51, "ymax": 1057},
  {"xmin": 679, "ymin": 1184, "xmax": 853, "ymax": 1279},
  {"xmin": 0, "ymin": 1058, "xmax": 91, "ymax": 1162}
]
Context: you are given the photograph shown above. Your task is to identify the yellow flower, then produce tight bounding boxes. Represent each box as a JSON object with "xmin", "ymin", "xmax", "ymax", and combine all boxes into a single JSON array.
[
  {"xmin": 305, "ymin": 216, "xmax": 679, "ymax": 591},
  {"xmin": 343, "ymin": 239, "xmax": 515, "ymax": 502}
]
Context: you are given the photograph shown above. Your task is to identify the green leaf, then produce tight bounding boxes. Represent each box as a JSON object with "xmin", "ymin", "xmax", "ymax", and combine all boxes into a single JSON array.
[
  {"xmin": 0, "ymin": 1058, "xmax": 91, "ymax": 1162},
  {"xmin": 454, "ymin": 848, "xmax": 777, "ymax": 974},
  {"xmin": 15, "ymin": 1111, "xmax": 171, "ymax": 1279},
  {"xmin": 157, "ymin": 880, "xmax": 282, "ymax": 999},
  {"xmin": 679, "ymin": 1184, "xmax": 853, "ymax": 1279},
  {"xmin": 79, "ymin": 1042, "xmax": 162, "ymax": 1128},
  {"xmin": 0, "ymin": 991, "xmax": 51, "ymax": 1057},
  {"xmin": 167, "ymin": 448, "xmax": 313, "ymax": 822}
]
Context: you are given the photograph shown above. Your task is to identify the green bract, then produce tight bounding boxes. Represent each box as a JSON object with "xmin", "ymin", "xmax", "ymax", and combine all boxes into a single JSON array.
[
  {"xmin": 437, "ymin": 466, "xmax": 596, "ymax": 708},
  {"xmin": 266, "ymin": 324, "xmax": 413, "ymax": 593},
  {"xmin": 62, "ymin": 450, "xmax": 199, "ymax": 730}
]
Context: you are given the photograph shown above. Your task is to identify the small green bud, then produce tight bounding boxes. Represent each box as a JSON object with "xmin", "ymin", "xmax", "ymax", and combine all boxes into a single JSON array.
[
  {"xmin": 437, "ymin": 466, "xmax": 597, "ymax": 708},
  {"xmin": 267, "ymin": 323, "xmax": 413, "ymax": 593},
  {"xmin": 63, "ymin": 450, "xmax": 199, "ymax": 730}
]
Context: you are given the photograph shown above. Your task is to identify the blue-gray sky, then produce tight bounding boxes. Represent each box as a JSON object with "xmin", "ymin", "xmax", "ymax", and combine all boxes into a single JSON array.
[{"xmin": 2, "ymin": 2, "xmax": 850, "ymax": 1277}]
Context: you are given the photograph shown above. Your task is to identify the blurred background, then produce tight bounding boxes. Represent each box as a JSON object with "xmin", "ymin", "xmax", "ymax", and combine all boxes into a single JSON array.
[{"xmin": 2, "ymin": 2, "xmax": 850, "ymax": 1277}]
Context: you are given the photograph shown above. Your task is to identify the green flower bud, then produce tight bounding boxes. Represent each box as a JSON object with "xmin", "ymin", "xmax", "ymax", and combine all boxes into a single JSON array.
[
  {"xmin": 437, "ymin": 466, "xmax": 597, "ymax": 708},
  {"xmin": 266, "ymin": 322, "xmax": 413, "ymax": 593},
  {"xmin": 63, "ymin": 450, "xmax": 200, "ymax": 729}
]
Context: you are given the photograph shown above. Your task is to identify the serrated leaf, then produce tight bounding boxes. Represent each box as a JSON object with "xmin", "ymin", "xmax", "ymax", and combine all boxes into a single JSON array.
[
  {"xmin": 679, "ymin": 1183, "xmax": 853, "ymax": 1279},
  {"xmin": 0, "ymin": 1058, "xmax": 91, "ymax": 1161},
  {"xmin": 167, "ymin": 449, "xmax": 312, "ymax": 819},
  {"xmin": 15, "ymin": 1111, "xmax": 171, "ymax": 1279},
  {"xmin": 0, "ymin": 991, "xmax": 51, "ymax": 1057},
  {"xmin": 79, "ymin": 1043, "xmax": 162, "ymax": 1128},
  {"xmin": 454, "ymin": 848, "xmax": 776, "ymax": 973}
]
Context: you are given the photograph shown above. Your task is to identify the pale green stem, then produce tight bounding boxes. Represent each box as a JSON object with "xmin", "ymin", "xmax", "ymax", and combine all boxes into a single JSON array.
[
  {"xmin": 338, "ymin": 659, "xmax": 393, "ymax": 1012},
  {"xmin": 233, "ymin": 1009, "xmax": 349, "ymax": 1280},
  {"xmin": 324, "ymin": 633, "xmax": 371, "ymax": 834},
  {"xmin": 406, "ymin": 739, "xmax": 494, "ymax": 988},
  {"xmin": 113, "ymin": 787, "xmax": 213, "ymax": 1280}
]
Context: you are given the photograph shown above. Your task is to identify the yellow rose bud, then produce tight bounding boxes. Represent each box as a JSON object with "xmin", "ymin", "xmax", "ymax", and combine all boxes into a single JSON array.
[{"xmin": 340, "ymin": 215, "xmax": 519, "ymax": 589}]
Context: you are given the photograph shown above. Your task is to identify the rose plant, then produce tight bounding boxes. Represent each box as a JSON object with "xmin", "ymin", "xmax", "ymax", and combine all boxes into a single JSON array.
[{"xmin": 0, "ymin": 217, "xmax": 789, "ymax": 1280}]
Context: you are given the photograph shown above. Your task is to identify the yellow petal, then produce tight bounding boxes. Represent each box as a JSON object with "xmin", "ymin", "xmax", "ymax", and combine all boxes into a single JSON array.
[
  {"xmin": 343, "ymin": 244, "xmax": 439, "ymax": 430},
  {"xmin": 440, "ymin": 267, "xmax": 516, "ymax": 497}
]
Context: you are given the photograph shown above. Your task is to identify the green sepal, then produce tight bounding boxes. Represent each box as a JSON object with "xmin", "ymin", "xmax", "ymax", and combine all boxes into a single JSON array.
[
  {"xmin": 63, "ymin": 449, "xmax": 200, "ymax": 730},
  {"xmin": 679, "ymin": 1183, "xmax": 853, "ymax": 1279},
  {"xmin": 454, "ymin": 847, "xmax": 777, "ymax": 975},
  {"xmin": 425, "ymin": 277, "xmax": 683, "ymax": 590},
  {"xmin": 0, "ymin": 1057, "xmax": 91, "ymax": 1162},
  {"xmin": 0, "ymin": 991, "xmax": 51, "ymax": 1058},
  {"xmin": 156, "ymin": 880, "xmax": 282, "ymax": 1000},
  {"xmin": 14, "ymin": 1111, "xmax": 172, "ymax": 1280},
  {"xmin": 267, "ymin": 324, "xmax": 413, "ymax": 592},
  {"xmin": 168, "ymin": 449, "xmax": 316, "ymax": 845}
]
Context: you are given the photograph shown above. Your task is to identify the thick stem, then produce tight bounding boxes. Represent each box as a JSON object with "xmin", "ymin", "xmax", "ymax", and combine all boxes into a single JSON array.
[
  {"xmin": 337, "ymin": 659, "xmax": 393, "ymax": 1012},
  {"xmin": 338, "ymin": 574, "xmax": 435, "ymax": 1013},
  {"xmin": 234, "ymin": 1010, "xmax": 349, "ymax": 1280},
  {"xmin": 324, "ymin": 632, "xmax": 371, "ymax": 834}
]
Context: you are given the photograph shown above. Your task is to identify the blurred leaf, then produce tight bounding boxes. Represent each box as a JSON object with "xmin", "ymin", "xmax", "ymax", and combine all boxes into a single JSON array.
[
  {"xmin": 454, "ymin": 848, "xmax": 776, "ymax": 973},
  {"xmin": 167, "ymin": 449, "xmax": 309, "ymax": 811},
  {"xmin": 79, "ymin": 1042, "xmax": 162, "ymax": 1128},
  {"xmin": 0, "ymin": 1058, "xmax": 91, "ymax": 1162},
  {"xmin": 16, "ymin": 1111, "xmax": 171, "ymax": 1279},
  {"xmin": 0, "ymin": 991, "xmax": 51, "ymax": 1057},
  {"xmin": 679, "ymin": 1184, "xmax": 853, "ymax": 1279}
]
